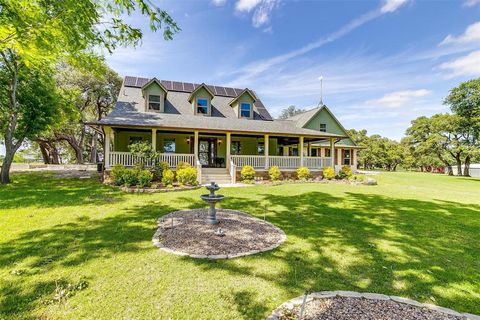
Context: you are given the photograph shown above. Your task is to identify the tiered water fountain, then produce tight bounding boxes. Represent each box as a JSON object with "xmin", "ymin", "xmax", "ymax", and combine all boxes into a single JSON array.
[{"xmin": 200, "ymin": 182, "xmax": 224, "ymax": 224}]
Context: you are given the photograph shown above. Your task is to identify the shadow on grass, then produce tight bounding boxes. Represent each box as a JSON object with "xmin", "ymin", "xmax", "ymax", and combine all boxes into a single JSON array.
[
  {"xmin": 187, "ymin": 191, "xmax": 480, "ymax": 317},
  {"xmin": 0, "ymin": 171, "xmax": 123, "ymax": 209}
]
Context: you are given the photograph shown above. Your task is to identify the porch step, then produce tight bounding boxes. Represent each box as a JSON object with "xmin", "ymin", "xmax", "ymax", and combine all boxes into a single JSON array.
[{"xmin": 201, "ymin": 168, "xmax": 232, "ymax": 184}]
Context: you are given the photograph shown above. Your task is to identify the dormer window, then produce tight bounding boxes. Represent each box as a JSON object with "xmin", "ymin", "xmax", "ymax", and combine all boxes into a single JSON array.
[
  {"xmin": 148, "ymin": 95, "xmax": 161, "ymax": 111},
  {"xmin": 240, "ymin": 102, "xmax": 252, "ymax": 118},
  {"xmin": 319, "ymin": 123, "xmax": 327, "ymax": 132},
  {"xmin": 197, "ymin": 98, "xmax": 209, "ymax": 115}
]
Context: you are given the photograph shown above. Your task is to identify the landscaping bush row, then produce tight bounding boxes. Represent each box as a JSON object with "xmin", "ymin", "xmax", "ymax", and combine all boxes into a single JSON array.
[
  {"xmin": 240, "ymin": 165, "xmax": 357, "ymax": 183},
  {"xmin": 111, "ymin": 161, "xmax": 198, "ymax": 188}
]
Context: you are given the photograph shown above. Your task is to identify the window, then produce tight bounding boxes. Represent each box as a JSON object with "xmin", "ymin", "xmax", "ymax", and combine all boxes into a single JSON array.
[
  {"xmin": 231, "ymin": 141, "xmax": 241, "ymax": 155},
  {"xmin": 240, "ymin": 102, "xmax": 251, "ymax": 118},
  {"xmin": 290, "ymin": 147, "xmax": 298, "ymax": 156},
  {"xmin": 325, "ymin": 148, "xmax": 331, "ymax": 157},
  {"xmin": 197, "ymin": 98, "xmax": 209, "ymax": 115},
  {"xmin": 343, "ymin": 149, "xmax": 351, "ymax": 165},
  {"xmin": 258, "ymin": 142, "xmax": 265, "ymax": 155},
  {"xmin": 311, "ymin": 148, "xmax": 318, "ymax": 157},
  {"xmin": 148, "ymin": 95, "xmax": 161, "ymax": 111},
  {"xmin": 163, "ymin": 139, "xmax": 176, "ymax": 153},
  {"xmin": 320, "ymin": 123, "xmax": 327, "ymax": 132},
  {"xmin": 129, "ymin": 136, "xmax": 142, "ymax": 145}
]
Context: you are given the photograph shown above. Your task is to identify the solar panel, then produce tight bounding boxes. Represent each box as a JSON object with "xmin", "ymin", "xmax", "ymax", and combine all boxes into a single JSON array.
[
  {"xmin": 124, "ymin": 76, "xmax": 137, "ymax": 87},
  {"xmin": 255, "ymin": 101, "xmax": 273, "ymax": 121},
  {"xmin": 233, "ymin": 88, "xmax": 243, "ymax": 96},
  {"xmin": 206, "ymin": 85, "xmax": 215, "ymax": 94},
  {"xmin": 183, "ymin": 82, "xmax": 194, "ymax": 92},
  {"xmin": 136, "ymin": 77, "xmax": 149, "ymax": 87},
  {"xmin": 224, "ymin": 87, "xmax": 236, "ymax": 97},
  {"xmin": 214, "ymin": 86, "xmax": 227, "ymax": 96},
  {"xmin": 172, "ymin": 81, "xmax": 183, "ymax": 91}
]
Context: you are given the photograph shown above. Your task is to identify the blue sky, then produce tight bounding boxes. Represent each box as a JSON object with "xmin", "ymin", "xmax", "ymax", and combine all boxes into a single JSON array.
[{"xmin": 104, "ymin": 0, "xmax": 480, "ymax": 140}]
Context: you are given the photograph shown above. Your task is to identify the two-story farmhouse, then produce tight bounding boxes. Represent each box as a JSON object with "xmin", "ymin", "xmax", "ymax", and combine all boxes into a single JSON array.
[{"xmin": 90, "ymin": 76, "xmax": 360, "ymax": 183}]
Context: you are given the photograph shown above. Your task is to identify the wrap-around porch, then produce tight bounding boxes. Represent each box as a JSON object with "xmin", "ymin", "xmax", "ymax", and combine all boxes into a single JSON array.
[{"xmin": 104, "ymin": 127, "xmax": 357, "ymax": 183}]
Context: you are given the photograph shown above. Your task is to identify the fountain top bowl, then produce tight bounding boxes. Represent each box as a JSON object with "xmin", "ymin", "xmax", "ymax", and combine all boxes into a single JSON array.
[{"xmin": 205, "ymin": 181, "xmax": 220, "ymax": 191}]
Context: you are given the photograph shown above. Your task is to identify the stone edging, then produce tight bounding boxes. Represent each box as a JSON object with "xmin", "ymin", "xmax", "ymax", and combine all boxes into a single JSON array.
[
  {"xmin": 267, "ymin": 291, "xmax": 480, "ymax": 320},
  {"xmin": 152, "ymin": 209, "xmax": 287, "ymax": 259}
]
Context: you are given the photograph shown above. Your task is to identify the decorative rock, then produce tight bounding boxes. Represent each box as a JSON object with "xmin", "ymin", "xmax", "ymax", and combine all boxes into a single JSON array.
[
  {"xmin": 363, "ymin": 177, "xmax": 378, "ymax": 185},
  {"xmin": 268, "ymin": 291, "xmax": 477, "ymax": 320}
]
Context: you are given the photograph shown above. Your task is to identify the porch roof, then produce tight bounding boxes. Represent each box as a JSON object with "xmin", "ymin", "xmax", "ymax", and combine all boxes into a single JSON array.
[
  {"xmin": 90, "ymin": 102, "xmax": 346, "ymax": 138},
  {"xmin": 88, "ymin": 76, "xmax": 347, "ymax": 139}
]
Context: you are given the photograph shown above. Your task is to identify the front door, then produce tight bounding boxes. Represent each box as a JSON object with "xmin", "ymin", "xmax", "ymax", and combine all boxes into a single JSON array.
[{"xmin": 198, "ymin": 138, "xmax": 217, "ymax": 167}]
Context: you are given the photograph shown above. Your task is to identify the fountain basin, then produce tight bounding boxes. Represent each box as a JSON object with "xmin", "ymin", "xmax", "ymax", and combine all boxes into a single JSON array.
[{"xmin": 200, "ymin": 194, "xmax": 225, "ymax": 202}]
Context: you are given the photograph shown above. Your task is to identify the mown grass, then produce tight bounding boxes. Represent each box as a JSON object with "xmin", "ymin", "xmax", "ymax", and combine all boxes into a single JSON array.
[{"xmin": 0, "ymin": 171, "xmax": 479, "ymax": 319}]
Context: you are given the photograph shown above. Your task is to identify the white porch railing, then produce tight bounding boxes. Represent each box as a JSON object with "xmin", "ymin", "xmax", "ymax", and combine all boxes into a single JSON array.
[
  {"xmin": 269, "ymin": 156, "xmax": 301, "ymax": 169},
  {"xmin": 109, "ymin": 152, "xmax": 195, "ymax": 168},
  {"xmin": 230, "ymin": 155, "xmax": 332, "ymax": 170},
  {"xmin": 230, "ymin": 155, "xmax": 266, "ymax": 169},
  {"xmin": 303, "ymin": 157, "xmax": 332, "ymax": 169}
]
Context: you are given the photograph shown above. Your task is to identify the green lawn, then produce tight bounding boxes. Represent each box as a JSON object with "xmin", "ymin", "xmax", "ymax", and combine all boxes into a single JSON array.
[{"xmin": 1, "ymin": 172, "xmax": 479, "ymax": 319}]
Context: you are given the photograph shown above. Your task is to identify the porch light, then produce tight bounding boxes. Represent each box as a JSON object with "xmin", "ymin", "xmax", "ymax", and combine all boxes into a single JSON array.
[
  {"xmin": 186, "ymin": 138, "xmax": 191, "ymax": 144},
  {"xmin": 218, "ymin": 139, "xmax": 222, "ymax": 144}
]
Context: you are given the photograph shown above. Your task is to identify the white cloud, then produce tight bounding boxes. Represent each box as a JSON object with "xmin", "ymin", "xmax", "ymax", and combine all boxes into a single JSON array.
[
  {"xmin": 440, "ymin": 21, "xmax": 480, "ymax": 46},
  {"xmin": 366, "ymin": 89, "xmax": 432, "ymax": 108},
  {"xmin": 212, "ymin": 0, "xmax": 227, "ymax": 6},
  {"xmin": 227, "ymin": 0, "xmax": 410, "ymax": 87},
  {"xmin": 439, "ymin": 50, "xmax": 480, "ymax": 78},
  {"xmin": 463, "ymin": 0, "xmax": 480, "ymax": 6},
  {"xmin": 235, "ymin": 0, "xmax": 262, "ymax": 12},
  {"xmin": 252, "ymin": 0, "xmax": 278, "ymax": 27},
  {"xmin": 380, "ymin": 0, "xmax": 410, "ymax": 13}
]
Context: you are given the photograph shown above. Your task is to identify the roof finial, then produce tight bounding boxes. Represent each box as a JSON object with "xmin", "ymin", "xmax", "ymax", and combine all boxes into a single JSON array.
[{"xmin": 318, "ymin": 76, "xmax": 324, "ymax": 107}]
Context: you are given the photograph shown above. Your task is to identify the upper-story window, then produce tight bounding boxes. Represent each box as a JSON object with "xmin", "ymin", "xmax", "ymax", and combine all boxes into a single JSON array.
[
  {"xmin": 240, "ymin": 102, "xmax": 252, "ymax": 118},
  {"xmin": 319, "ymin": 123, "xmax": 327, "ymax": 132},
  {"xmin": 197, "ymin": 98, "xmax": 209, "ymax": 115},
  {"xmin": 148, "ymin": 95, "xmax": 161, "ymax": 111}
]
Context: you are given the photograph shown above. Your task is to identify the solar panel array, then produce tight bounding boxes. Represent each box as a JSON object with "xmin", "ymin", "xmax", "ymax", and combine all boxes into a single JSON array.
[{"xmin": 123, "ymin": 76, "xmax": 273, "ymax": 120}]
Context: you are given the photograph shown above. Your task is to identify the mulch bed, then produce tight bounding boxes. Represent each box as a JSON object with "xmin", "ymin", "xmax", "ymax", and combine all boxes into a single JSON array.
[
  {"xmin": 153, "ymin": 209, "xmax": 286, "ymax": 258},
  {"xmin": 280, "ymin": 296, "xmax": 465, "ymax": 320}
]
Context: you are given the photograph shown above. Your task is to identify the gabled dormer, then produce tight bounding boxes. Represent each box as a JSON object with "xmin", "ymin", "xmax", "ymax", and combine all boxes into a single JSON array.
[
  {"xmin": 142, "ymin": 78, "xmax": 168, "ymax": 113},
  {"xmin": 188, "ymin": 83, "xmax": 215, "ymax": 116},
  {"xmin": 229, "ymin": 89, "xmax": 257, "ymax": 119}
]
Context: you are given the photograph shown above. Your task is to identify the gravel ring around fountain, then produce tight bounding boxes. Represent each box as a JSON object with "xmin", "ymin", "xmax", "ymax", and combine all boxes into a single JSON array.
[
  {"xmin": 267, "ymin": 291, "xmax": 480, "ymax": 320},
  {"xmin": 152, "ymin": 208, "xmax": 286, "ymax": 259}
]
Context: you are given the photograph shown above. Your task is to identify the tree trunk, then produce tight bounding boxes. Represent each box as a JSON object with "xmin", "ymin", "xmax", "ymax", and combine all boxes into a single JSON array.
[
  {"xmin": 464, "ymin": 155, "xmax": 471, "ymax": 177},
  {"xmin": 455, "ymin": 156, "xmax": 462, "ymax": 176},
  {"xmin": 36, "ymin": 139, "xmax": 61, "ymax": 164},
  {"xmin": 55, "ymin": 133, "xmax": 84, "ymax": 164}
]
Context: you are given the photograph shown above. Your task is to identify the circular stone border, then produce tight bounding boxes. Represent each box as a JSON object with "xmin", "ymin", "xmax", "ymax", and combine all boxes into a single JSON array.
[
  {"xmin": 152, "ymin": 209, "xmax": 287, "ymax": 259},
  {"xmin": 267, "ymin": 291, "xmax": 480, "ymax": 320}
]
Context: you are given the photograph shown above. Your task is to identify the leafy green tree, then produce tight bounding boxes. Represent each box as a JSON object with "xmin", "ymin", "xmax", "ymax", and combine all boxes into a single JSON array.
[
  {"xmin": 278, "ymin": 105, "xmax": 306, "ymax": 119},
  {"xmin": 0, "ymin": 66, "xmax": 63, "ymax": 180},
  {"xmin": 444, "ymin": 78, "xmax": 480, "ymax": 176},
  {"xmin": 0, "ymin": 0, "xmax": 179, "ymax": 183}
]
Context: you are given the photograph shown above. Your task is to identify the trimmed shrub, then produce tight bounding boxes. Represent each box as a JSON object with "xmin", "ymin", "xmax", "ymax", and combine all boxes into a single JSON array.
[
  {"xmin": 338, "ymin": 165, "xmax": 353, "ymax": 179},
  {"xmin": 296, "ymin": 166, "xmax": 310, "ymax": 181},
  {"xmin": 137, "ymin": 169, "xmax": 153, "ymax": 188},
  {"xmin": 268, "ymin": 165, "xmax": 281, "ymax": 181},
  {"xmin": 241, "ymin": 165, "xmax": 255, "ymax": 182},
  {"xmin": 176, "ymin": 161, "xmax": 191, "ymax": 171},
  {"xmin": 153, "ymin": 161, "xmax": 169, "ymax": 181},
  {"xmin": 177, "ymin": 167, "xmax": 198, "ymax": 186},
  {"xmin": 122, "ymin": 169, "xmax": 139, "ymax": 187},
  {"xmin": 162, "ymin": 169, "xmax": 174, "ymax": 187},
  {"xmin": 323, "ymin": 166, "xmax": 335, "ymax": 180},
  {"xmin": 111, "ymin": 164, "xmax": 127, "ymax": 186}
]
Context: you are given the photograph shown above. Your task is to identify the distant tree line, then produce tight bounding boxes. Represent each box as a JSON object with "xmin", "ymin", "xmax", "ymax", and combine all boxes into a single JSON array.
[{"xmin": 350, "ymin": 79, "xmax": 480, "ymax": 176}]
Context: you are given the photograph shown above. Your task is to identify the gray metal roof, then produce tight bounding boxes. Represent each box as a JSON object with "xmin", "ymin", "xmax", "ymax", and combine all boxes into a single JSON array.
[{"xmin": 91, "ymin": 77, "xmax": 346, "ymax": 138}]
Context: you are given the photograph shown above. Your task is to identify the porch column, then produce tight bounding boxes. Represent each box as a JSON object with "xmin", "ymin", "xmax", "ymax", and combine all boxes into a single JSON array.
[
  {"xmin": 337, "ymin": 148, "xmax": 342, "ymax": 166},
  {"xmin": 352, "ymin": 149, "xmax": 357, "ymax": 171},
  {"xmin": 104, "ymin": 126, "xmax": 111, "ymax": 168},
  {"xmin": 151, "ymin": 128, "xmax": 157, "ymax": 151},
  {"xmin": 226, "ymin": 132, "xmax": 231, "ymax": 169},
  {"xmin": 330, "ymin": 138, "xmax": 335, "ymax": 167},
  {"xmin": 194, "ymin": 131, "xmax": 199, "ymax": 160},
  {"xmin": 264, "ymin": 134, "xmax": 269, "ymax": 169},
  {"xmin": 299, "ymin": 136, "xmax": 304, "ymax": 167}
]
